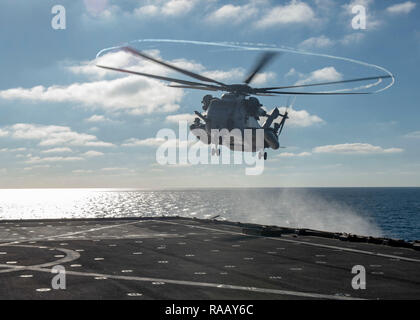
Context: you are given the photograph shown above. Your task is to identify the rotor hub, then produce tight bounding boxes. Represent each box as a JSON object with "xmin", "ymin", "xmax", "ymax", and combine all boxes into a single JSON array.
[{"xmin": 226, "ymin": 84, "xmax": 253, "ymax": 94}]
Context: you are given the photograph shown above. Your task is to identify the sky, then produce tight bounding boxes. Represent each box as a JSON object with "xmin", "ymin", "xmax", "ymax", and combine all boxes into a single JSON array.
[{"xmin": 0, "ymin": 0, "xmax": 419, "ymax": 188}]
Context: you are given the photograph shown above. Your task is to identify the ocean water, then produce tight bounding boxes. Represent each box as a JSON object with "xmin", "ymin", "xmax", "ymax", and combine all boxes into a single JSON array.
[{"xmin": 0, "ymin": 188, "xmax": 419, "ymax": 240}]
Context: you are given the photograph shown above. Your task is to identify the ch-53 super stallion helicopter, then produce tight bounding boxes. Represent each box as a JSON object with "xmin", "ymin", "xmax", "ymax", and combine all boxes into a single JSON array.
[{"xmin": 97, "ymin": 47, "xmax": 391, "ymax": 160}]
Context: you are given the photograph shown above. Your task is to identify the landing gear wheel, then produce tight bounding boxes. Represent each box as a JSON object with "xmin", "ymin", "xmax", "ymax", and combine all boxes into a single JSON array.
[{"xmin": 264, "ymin": 152, "xmax": 267, "ymax": 160}]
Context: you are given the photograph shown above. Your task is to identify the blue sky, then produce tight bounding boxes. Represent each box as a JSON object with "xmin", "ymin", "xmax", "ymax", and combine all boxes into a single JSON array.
[{"xmin": 0, "ymin": 0, "xmax": 419, "ymax": 188}]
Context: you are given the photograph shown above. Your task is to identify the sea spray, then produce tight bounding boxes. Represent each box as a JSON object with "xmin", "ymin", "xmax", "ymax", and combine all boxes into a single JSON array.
[{"xmin": 226, "ymin": 188, "xmax": 383, "ymax": 237}]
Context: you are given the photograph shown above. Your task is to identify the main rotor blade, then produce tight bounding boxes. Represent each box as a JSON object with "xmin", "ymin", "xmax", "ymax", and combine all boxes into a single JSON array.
[
  {"xmin": 167, "ymin": 84, "xmax": 225, "ymax": 92},
  {"xmin": 255, "ymin": 75, "xmax": 392, "ymax": 91},
  {"xmin": 244, "ymin": 51, "xmax": 277, "ymax": 85},
  {"xmin": 123, "ymin": 46, "xmax": 227, "ymax": 87},
  {"xmin": 254, "ymin": 93, "xmax": 277, "ymax": 96},
  {"xmin": 96, "ymin": 65, "xmax": 216, "ymax": 87},
  {"xmin": 260, "ymin": 90, "xmax": 370, "ymax": 95}
]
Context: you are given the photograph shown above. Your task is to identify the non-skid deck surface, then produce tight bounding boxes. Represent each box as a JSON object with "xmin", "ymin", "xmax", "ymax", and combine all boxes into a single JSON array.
[{"xmin": 0, "ymin": 218, "xmax": 419, "ymax": 299}]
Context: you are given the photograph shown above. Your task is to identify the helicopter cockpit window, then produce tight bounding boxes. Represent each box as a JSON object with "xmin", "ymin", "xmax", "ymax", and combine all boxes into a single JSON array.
[
  {"xmin": 202, "ymin": 94, "xmax": 213, "ymax": 111},
  {"xmin": 245, "ymin": 97, "xmax": 262, "ymax": 117}
]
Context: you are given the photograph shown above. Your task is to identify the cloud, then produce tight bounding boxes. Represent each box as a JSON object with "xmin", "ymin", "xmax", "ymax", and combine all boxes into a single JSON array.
[
  {"xmin": 85, "ymin": 115, "xmax": 113, "ymax": 123},
  {"xmin": 23, "ymin": 164, "xmax": 51, "ymax": 171},
  {"xmin": 122, "ymin": 137, "xmax": 190, "ymax": 149},
  {"xmin": 41, "ymin": 147, "xmax": 72, "ymax": 154},
  {"xmin": 251, "ymin": 72, "xmax": 276, "ymax": 85},
  {"xmin": 101, "ymin": 167, "xmax": 128, "ymax": 171},
  {"xmin": 26, "ymin": 156, "xmax": 84, "ymax": 164},
  {"xmin": 202, "ymin": 68, "xmax": 245, "ymax": 82},
  {"xmin": 11, "ymin": 49, "xmax": 276, "ymax": 116},
  {"xmin": 278, "ymin": 107, "xmax": 324, "ymax": 127},
  {"xmin": 0, "ymin": 76, "xmax": 183, "ymax": 115},
  {"xmin": 299, "ymin": 33, "xmax": 364, "ymax": 49},
  {"xmin": 340, "ymin": 33, "xmax": 365, "ymax": 45},
  {"xmin": 72, "ymin": 169, "xmax": 93, "ymax": 174},
  {"xmin": 296, "ymin": 66, "xmax": 343, "ymax": 85},
  {"xmin": 134, "ymin": 5, "xmax": 159, "ymax": 16},
  {"xmin": 256, "ymin": 0, "xmax": 316, "ymax": 28},
  {"xmin": 285, "ymin": 68, "xmax": 303, "ymax": 78},
  {"xmin": 0, "ymin": 147, "xmax": 26, "ymax": 152},
  {"xmin": 261, "ymin": 106, "xmax": 324, "ymax": 127},
  {"xmin": 313, "ymin": 143, "xmax": 404, "ymax": 154},
  {"xmin": 4, "ymin": 124, "xmax": 115, "ymax": 148},
  {"xmin": 299, "ymin": 35, "xmax": 334, "ymax": 48},
  {"xmin": 386, "ymin": 1, "xmax": 416, "ymax": 14},
  {"xmin": 166, "ymin": 113, "xmax": 196, "ymax": 123},
  {"xmin": 404, "ymin": 131, "xmax": 420, "ymax": 139},
  {"xmin": 278, "ymin": 152, "xmax": 312, "ymax": 157},
  {"xmin": 206, "ymin": 3, "xmax": 258, "ymax": 24},
  {"xmin": 0, "ymin": 129, "xmax": 9, "ymax": 137},
  {"xmin": 67, "ymin": 49, "xmax": 167, "ymax": 79},
  {"xmin": 203, "ymin": 68, "xmax": 275, "ymax": 85},
  {"xmin": 83, "ymin": 150, "xmax": 105, "ymax": 157},
  {"xmin": 162, "ymin": 0, "xmax": 196, "ymax": 16},
  {"xmin": 3, "ymin": 49, "xmax": 275, "ymax": 117},
  {"xmin": 122, "ymin": 137, "xmax": 166, "ymax": 147},
  {"xmin": 83, "ymin": 0, "xmax": 119, "ymax": 18},
  {"xmin": 134, "ymin": 0, "xmax": 197, "ymax": 17}
]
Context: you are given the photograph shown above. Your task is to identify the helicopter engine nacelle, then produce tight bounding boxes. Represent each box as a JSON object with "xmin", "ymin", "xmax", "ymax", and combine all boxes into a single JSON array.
[{"xmin": 206, "ymin": 96, "xmax": 246, "ymax": 131}]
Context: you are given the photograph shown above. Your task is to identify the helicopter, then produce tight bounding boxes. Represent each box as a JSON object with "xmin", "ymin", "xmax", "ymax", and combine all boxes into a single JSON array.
[{"xmin": 97, "ymin": 47, "xmax": 391, "ymax": 160}]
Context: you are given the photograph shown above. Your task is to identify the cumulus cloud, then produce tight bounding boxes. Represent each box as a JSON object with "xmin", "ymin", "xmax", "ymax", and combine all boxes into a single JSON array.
[
  {"xmin": 83, "ymin": 0, "xmax": 119, "ymax": 18},
  {"xmin": 386, "ymin": 1, "xmax": 416, "ymax": 14},
  {"xmin": 278, "ymin": 107, "xmax": 324, "ymax": 127},
  {"xmin": 67, "ymin": 49, "xmax": 166, "ymax": 79},
  {"xmin": 41, "ymin": 147, "xmax": 72, "ymax": 154},
  {"xmin": 340, "ymin": 33, "xmax": 365, "ymax": 45},
  {"xmin": 206, "ymin": 3, "xmax": 258, "ymax": 24},
  {"xmin": 261, "ymin": 106, "xmax": 324, "ymax": 127},
  {"xmin": 83, "ymin": 150, "xmax": 105, "ymax": 157},
  {"xmin": 299, "ymin": 35, "xmax": 334, "ymax": 48},
  {"xmin": 0, "ymin": 129, "xmax": 8, "ymax": 137},
  {"xmin": 251, "ymin": 72, "xmax": 277, "ymax": 85},
  {"xmin": 26, "ymin": 156, "xmax": 84, "ymax": 164},
  {"xmin": 166, "ymin": 113, "xmax": 196, "ymax": 123},
  {"xmin": 278, "ymin": 151, "xmax": 312, "ymax": 157},
  {"xmin": 3, "ymin": 124, "xmax": 114, "ymax": 148},
  {"xmin": 0, "ymin": 147, "xmax": 26, "ymax": 152},
  {"xmin": 122, "ymin": 137, "xmax": 190, "ymax": 149},
  {"xmin": 85, "ymin": 115, "xmax": 113, "ymax": 123},
  {"xmin": 313, "ymin": 143, "xmax": 404, "ymax": 154},
  {"xmin": 2, "ymin": 46, "xmax": 279, "ymax": 118},
  {"xmin": 122, "ymin": 137, "xmax": 166, "ymax": 147},
  {"xmin": 297, "ymin": 67, "xmax": 343, "ymax": 85},
  {"xmin": 0, "ymin": 76, "xmax": 183, "ymax": 115},
  {"xmin": 256, "ymin": 0, "xmax": 316, "ymax": 28},
  {"xmin": 202, "ymin": 68, "xmax": 275, "ymax": 84},
  {"xmin": 134, "ymin": 0, "xmax": 197, "ymax": 17},
  {"xmin": 8, "ymin": 49, "xmax": 277, "ymax": 116},
  {"xmin": 101, "ymin": 167, "xmax": 129, "ymax": 171}
]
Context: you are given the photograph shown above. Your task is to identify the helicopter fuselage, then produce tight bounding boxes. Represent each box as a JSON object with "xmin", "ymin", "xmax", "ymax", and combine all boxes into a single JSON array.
[{"xmin": 190, "ymin": 93, "xmax": 280, "ymax": 153}]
